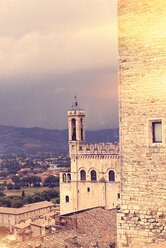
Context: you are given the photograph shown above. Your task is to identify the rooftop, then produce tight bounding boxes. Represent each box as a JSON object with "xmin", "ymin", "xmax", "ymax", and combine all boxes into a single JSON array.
[{"xmin": 0, "ymin": 201, "xmax": 55, "ymax": 215}]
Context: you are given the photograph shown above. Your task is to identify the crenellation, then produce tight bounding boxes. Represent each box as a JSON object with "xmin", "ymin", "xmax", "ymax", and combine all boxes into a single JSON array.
[
  {"xmin": 60, "ymin": 103, "xmax": 120, "ymax": 215},
  {"xmin": 73, "ymin": 142, "xmax": 119, "ymax": 155}
]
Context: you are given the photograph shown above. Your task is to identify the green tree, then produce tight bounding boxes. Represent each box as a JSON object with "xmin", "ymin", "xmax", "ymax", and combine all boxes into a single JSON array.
[
  {"xmin": 0, "ymin": 192, "xmax": 5, "ymax": 197},
  {"xmin": 7, "ymin": 183, "xmax": 14, "ymax": 190},
  {"xmin": 51, "ymin": 197, "xmax": 60, "ymax": 204},
  {"xmin": 44, "ymin": 175, "xmax": 59, "ymax": 188},
  {"xmin": 23, "ymin": 196, "xmax": 33, "ymax": 204},
  {"xmin": 12, "ymin": 176, "xmax": 20, "ymax": 184},
  {"xmin": 21, "ymin": 176, "xmax": 41, "ymax": 188},
  {"xmin": 0, "ymin": 198, "xmax": 11, "ymax": 207},
  {"xmin": 21, "ymin": 190, "xmax": 25, "ymax": 197},
  {"xmin": 11, "ymin": 199, "xmax": 23, "ymax": 208},
  {"xmin": 14, "ymin": 184, "xmax": 21, "ymax": 190},
  {"xmin": 0, "ymin": 185, "xmax": 5, "ymax": 191}
]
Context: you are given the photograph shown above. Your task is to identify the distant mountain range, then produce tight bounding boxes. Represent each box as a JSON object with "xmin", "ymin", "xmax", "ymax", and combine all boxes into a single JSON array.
[{"xmin": 0, "ymin": 126, "xmax": 119, "ymax": 155}]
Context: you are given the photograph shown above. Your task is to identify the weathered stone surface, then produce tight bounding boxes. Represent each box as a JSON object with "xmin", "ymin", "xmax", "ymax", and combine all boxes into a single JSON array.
[{"xmin": 118, "ymin": 0, "xmax": 166, "ymax": 247}]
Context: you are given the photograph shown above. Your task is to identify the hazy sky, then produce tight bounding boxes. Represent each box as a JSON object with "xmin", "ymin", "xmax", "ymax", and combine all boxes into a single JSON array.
[{"xmin": 0, "ymin": 0, "xmax": 118, "ymax": 130}]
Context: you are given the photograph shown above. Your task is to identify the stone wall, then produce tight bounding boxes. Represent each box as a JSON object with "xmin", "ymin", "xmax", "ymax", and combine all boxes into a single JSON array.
[{"xmin": 118, "ymin": 0, "xmax": 166, "ymax": 247}]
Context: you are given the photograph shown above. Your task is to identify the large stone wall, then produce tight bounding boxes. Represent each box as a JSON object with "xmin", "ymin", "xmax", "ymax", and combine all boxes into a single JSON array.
[{"xmin": 118, "ymin": 1, "xmax": 166, "ymax": 247}]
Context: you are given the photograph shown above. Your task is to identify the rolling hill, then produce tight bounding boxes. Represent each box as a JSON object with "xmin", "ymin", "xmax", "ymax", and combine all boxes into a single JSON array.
[{"xmin": 0, "ymin": 126, "xmax": 119, "ymax": 154}]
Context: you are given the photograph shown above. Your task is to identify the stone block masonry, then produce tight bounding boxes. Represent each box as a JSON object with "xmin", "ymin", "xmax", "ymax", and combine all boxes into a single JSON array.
[{"xmin": 118, "ymin": 0, "xmax": 166, "ymax": 247}]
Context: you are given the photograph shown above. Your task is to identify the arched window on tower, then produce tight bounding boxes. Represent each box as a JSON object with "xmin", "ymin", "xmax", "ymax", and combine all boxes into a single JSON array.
[
  {"xmin": 65, "ymin": 196, "xmax": 69, "ymax": 203},
  {"xmin": 67, "ymin": 173, "xmax": 71, "ymax": 182},
  {"xmin": 91, "ymin": 170, "xmax": 97, "ymax": 181},
  {"xmin": 81, "ymin": 118, "xmax": 83, "ymax": 140},
  {"xmin": 109, "ymin": 170, "xmax": 115, "ymax": 182},
  {"xmin": 72, "ymin": 118, "xmax": 76, "ymax": 141},
  {"xmin": 80, "ymin": 170, "xmax": 86, "ymax": 181},
  {"xmin": 62, "ymin": 173, "xmax": 66, "ymax": 183}
]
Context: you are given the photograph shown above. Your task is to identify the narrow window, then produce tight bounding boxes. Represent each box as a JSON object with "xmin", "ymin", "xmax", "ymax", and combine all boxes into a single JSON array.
[
  {"xmin": 87, "ymin": 187, "xmax": 90, "ymax": 192},
  {"xmin": 109, "ymin": 170, "xmax": 115, "ymax": 182},
  {"xmin": 152, "ymin": 122, "xmax": 162, "ymax": 143},
  {"xmin": 62, "ymin": 173, "xmax": 66, "ymax": 183},
  {"xmin": 91, "ymin": 170, "xmax": 97, "ymax": 181},
  {"xmin": 81, "ymin": 118, "xmax": 83, "ymax": 140},
  {"xmin": 80, "ymin": 170, "xmax": 86, "ymax": 181},
  {"xmin": 81, "ymin": 128, "xmax": 83, "ymax": 140},
  {"xmin": 72, "ymin": 118, "xmax": 76, "ymax": 141},
  {"xmin": 67, "ymin": 173, "xmax": 71, "ymax": 182},
  {"xmin": 118, "ymin": 193, "xmax": 120, "ymax": 199},
  {"xmin": 65, "ymin": 196, "xmax": 69, "ymax": 203}
]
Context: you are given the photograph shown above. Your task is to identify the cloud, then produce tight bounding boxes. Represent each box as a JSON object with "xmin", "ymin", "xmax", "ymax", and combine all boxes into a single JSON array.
[
  {"xmin": 0, "ymin": 0, "xmax": 118, "ymax": 129},
  {"xmin": 0, "ymin": 0, "xmax": 117, "ymax": 36},
  {"xmin": 0, "ymin": 0, "xmax": 117, "ymax": 80},
  {"xmin": 0, "ymin": 24, "xmax": 117, "ymax": 79}
]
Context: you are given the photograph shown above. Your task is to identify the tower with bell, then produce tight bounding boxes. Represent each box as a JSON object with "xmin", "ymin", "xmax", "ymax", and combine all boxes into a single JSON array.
[{"xmin": 68, "ymin": 97, "xmax": 85, "ymax": 156}]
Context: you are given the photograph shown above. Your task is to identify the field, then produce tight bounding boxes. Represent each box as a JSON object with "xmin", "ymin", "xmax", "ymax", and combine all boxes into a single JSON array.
[{"xmin": 4, "ymin": 187, "xmax": 59, "ymax": 197}]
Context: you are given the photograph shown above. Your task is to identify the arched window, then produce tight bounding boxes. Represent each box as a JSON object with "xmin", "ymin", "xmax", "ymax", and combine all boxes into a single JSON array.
[
  {"xmin": 81, "ymin": 118, "xmax": 83, "ymax": 140},
  {"xmin": 91, "ymin": 170, "xmax": 97, "ymax": 181},
  {"xmin": 80, "ymin": 170, "xmax": 86, "ymax": 181},
  {"xmin": 62, "ymin": 173, "xmax": 66, "ymax": 183},
  {"xmin": 67, "ymin": 173, "xmax": 71, "ymax": 182},
  {"xmin": 65, "ymin": 196, "xmax": 69, "ymax": 203},
  {"xmin": 72, "ymin": 119, "xmax": 76, "ymax": 141},
  {"xmin": 109, "ymin": 170, "xmax": 115, "ymax": 182}
]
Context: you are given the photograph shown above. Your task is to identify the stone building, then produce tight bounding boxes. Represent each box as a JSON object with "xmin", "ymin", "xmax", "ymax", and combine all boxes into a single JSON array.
[
  {"xmin": 0, "ymin": 201, "xmax": 55, "ymax": 227},
  {"xmin": 60, "ymin": 99, "xmax": 120, "ymax": 215},
  {"xmin": 118, "ymin": 1, "xmax": 166, "ymax": 247}
]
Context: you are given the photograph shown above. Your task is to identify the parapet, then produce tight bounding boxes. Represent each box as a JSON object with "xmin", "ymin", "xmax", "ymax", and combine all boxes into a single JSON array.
[
  {"xmin": 68, "ymin": 109, "xmax": 85, "ymax": 116},
  {"xmin": 76, "ymin": 142, "xmax": 119, "ymax": 155}
]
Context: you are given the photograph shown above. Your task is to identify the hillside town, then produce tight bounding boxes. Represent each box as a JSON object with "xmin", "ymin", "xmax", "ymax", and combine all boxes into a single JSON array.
[
  {"xmin": 0, "ymin": 153, "xmax": 70, "ymax": 189},
  {"xmin": 0, "ymin": 1, "xmax": 166, "ymax": 248}
]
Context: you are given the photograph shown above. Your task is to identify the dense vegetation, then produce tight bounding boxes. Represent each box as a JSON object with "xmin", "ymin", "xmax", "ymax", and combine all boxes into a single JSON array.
[{"xmin": 0, "ymin": 189, "xmax": 59, "ymax": 208}]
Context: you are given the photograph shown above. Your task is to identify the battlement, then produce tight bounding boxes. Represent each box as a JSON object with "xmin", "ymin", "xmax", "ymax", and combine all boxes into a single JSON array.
[
  {"xmin": 75, "ymin": 142, "xmax": 119, "ymax": 155},
  {"xmin": 68, "ymin": 109, "xmax": 85, "ymax": 116}
]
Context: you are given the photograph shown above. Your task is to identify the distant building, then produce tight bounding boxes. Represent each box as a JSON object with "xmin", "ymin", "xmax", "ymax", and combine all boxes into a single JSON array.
[
  {"xmin": 60, "ymin": 99, "xmax": 120, "ymax": 215},
  {"xmin": 0, "ymin": 201, "xmax": 55, "ymax": 227}
]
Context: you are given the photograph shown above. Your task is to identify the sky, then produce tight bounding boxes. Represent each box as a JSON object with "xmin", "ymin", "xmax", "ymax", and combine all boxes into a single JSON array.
[{"xmin": 0, "ymin": 0, "xmax": 118, "ymax": 130}]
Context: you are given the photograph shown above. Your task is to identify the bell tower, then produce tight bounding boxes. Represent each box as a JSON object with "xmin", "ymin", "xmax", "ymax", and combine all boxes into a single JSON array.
[{"xmin": 68, "ymin": 97, "xmax": 85, "ymax": 156}]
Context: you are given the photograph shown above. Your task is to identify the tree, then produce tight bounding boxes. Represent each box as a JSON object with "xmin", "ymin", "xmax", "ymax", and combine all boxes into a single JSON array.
[
  {"xmin": 11, "ymin": 199, "xmax": 23, "ymax": 208},
  {"xmin": 51, "ymin": 197, "xmax": 60, "ymax": 204},
  {"xmin": 21, "ymin": 190, "xmax": 25, "ymax": 197},
  {"xmin": 32, "ymin": 194, "xmax": 42, "ymax": 203},
  {"xmin": 21, "ymin": 176, "xmax": 41, "ymax": 188},
  {"xmin": 0, "ymin": 198, "xmax": 11, "ymax": 207},
  {"xmin": 0, "ymin": 185, "xmax": 5, "ymax": 191},
  {"xmin": 7, "ymin": 183, "xmax": 14, "ymax": 190},
  {"xmin": 31, "ymin": 176, "xmax": 41, "ymax": 187},
  {"xmin": 23, "ymin": 196, "xmax": 33, "ymax": 204},
  {"xmin": 44, "ymin": 175, "xmax": 59, "ymax": 188},
  {"xmin": 14, "ymin": 184, "xmax": 21, "ymax": 190},
  {"xmin": 12, "ymin": 176, "xmax": 20, "ymax": 185},
  {"xmin": 0, "ymin": 192, "xmax": 5, "ymax": 197}
]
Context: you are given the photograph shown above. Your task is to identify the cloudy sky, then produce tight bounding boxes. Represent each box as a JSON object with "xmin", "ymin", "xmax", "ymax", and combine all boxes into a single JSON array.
[{"xmin": 0, "ymin": 0, "xmax": 118, "ymax": 130}]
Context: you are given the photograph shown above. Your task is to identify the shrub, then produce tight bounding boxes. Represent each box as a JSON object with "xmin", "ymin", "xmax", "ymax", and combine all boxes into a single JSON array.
[{"xmin": 11, "ymin": 199, "xmax": 23, "ymax": 208}]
